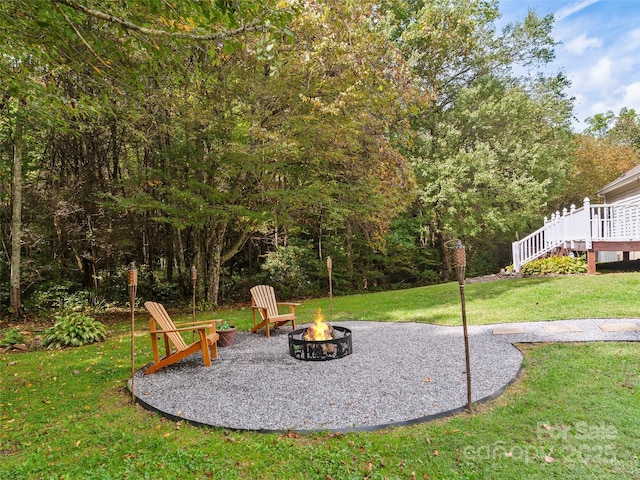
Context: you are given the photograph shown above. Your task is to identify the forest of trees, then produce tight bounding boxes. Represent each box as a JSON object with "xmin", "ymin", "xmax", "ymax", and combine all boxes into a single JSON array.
[{"xmin": 2, "ymin": 0, "xmax": 640, "ymax": 318}]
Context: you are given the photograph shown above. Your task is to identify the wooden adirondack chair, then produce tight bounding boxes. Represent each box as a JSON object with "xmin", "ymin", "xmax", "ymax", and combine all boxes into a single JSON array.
[
  {"xmin": 250, "ymin": 285, "xmax": 300, "ymax": 338},
  {"xmin": 144, "ymin": 301, "xmax": 220, "ymax": 374}
]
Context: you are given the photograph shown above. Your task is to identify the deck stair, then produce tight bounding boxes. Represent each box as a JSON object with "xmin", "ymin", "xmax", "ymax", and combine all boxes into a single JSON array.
[{"xmin": 512, "ymin": 198, "xmax": 640, "ymax": 272}]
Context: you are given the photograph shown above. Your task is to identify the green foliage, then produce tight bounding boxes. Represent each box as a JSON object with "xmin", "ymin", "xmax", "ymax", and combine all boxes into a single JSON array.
[
  {"xmin": 0, "ymin": 327, "xmax": 25, "ymax": 348},
  {"xmin": 196, "ymin": 299, "xmax": 217, "ymax": 313},
  {"xmin": 584, "ymin": 107, "xmax": 640, "ymax": 148},
  {"xmin": 521, "ymin": 255, "xmax": 588, "ymax": 276},
  {"xmin": 1, "ymin": 0, "xmax": 630, "ymax": 314},
  {"xmin": 261, "ymin": 246, "xmax": 310, "ymax": 297},
  {"xmin": 378, "ymin": 215, "xmax": 443, "ymax": 286},
  {"xmin": 384, "ymin": 0, "xmax": 574, "ymax": 280},
  {"xmin": 25, "ymin": 282, "xmax": 92, "ymax": 312},
  {"xmin": 42, "ymin": 312, "xmax": 107, "ymax": 349},
  {"xmin": 216, "ymin": 320, "xmax": 234, "ymax": 331},
  {"xmin": 102, "ymin": 264, "xmax": 180, "ymax": 306}
]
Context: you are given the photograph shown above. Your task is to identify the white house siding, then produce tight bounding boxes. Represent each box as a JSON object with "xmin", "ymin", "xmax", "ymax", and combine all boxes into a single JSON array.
[
  {"xmin": 605, "ymin": 188, "xmax": 640, "ymax": 205},
  {"xmin": 597, "ymin": 167, "xmax": 640, "ymax": 261}
]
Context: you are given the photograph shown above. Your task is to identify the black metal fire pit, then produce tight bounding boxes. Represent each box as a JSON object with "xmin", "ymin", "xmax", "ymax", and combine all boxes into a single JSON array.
[{"xmin": 288, "ymin": 326, "xmax": 352, "ymax": 361}]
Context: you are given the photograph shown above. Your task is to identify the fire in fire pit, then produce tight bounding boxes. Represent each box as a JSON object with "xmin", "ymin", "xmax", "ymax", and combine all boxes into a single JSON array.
[{"xmin": 288, "ymin": 309, "xmax": 352, "ymax": 361}]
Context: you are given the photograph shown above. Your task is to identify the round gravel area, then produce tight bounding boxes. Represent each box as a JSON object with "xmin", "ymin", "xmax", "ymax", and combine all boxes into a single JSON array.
[{"xmin": 133, "ymin": 321, "xmax": 523, "ymax": 432}]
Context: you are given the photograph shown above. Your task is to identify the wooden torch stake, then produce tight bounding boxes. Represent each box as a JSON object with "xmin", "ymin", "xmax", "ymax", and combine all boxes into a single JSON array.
[
  {"xmin": 327, "ymin": 257, "xmax": 333, "ymax": 322},
  {"xmin": 452, "ymin": 240, "xmax": 472, "ymax": 412},
  {"xmin": 191, "ymin": 266, "xmax": 197, "ymax": 323},
  {"xmin": 127, "ymin": 262, "xmax": 138, "ymax": 404}
]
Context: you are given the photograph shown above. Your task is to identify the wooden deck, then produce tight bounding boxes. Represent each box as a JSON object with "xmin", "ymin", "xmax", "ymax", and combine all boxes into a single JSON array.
[{"xmin": 512, "ymin": 198, "xmax": 640, "ymax": 273}]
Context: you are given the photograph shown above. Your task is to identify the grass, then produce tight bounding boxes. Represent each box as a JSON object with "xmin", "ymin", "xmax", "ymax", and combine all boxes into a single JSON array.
[
  {"xmin": 1, "ymin": 272, "xmax": 639, "ymax": 479},
  {"xmin": 215, "ymin": 272, "xmax": 640, "ymax": 329}
]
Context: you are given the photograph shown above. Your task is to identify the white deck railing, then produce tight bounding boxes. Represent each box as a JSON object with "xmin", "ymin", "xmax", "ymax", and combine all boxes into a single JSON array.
[{"xmin": 512, "ymin": 198, "xmax": 640, "ymax": 272}]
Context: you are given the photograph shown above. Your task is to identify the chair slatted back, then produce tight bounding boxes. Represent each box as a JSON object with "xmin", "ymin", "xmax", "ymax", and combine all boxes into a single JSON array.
[
  {"xmin": 145, "ymin": 301, "xmax": 187, "ymax": 351},
  {"xmin": 250, "ymin": 285, "xmax": 279, "ymax": 319}
]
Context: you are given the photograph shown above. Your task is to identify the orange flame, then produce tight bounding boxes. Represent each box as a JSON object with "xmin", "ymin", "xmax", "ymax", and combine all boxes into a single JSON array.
[{"xmin": 303, "ymin": 309, "xmax": 332, "ymax": 341}]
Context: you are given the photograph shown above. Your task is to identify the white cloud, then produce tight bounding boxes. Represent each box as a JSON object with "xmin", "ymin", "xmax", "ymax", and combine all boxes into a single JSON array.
[
  {"xmin": 629, "ymin": 28, "xmax": 640, "ymax": 42},
  {"xmin": 572, "ymin": 92, "xmax": 587, "ymax": 107},
  {"xmin": 582, "ymin": 82, "xmax": 640, "ymax": 120},
  {"xmin": 588, "ymin": 100, "xmax": 609, "ymax": 116},
  {"xmin": 499, "ymin": 0, "xmax": 639, "ymax": 130},
  {"xmin": 555, "ymin": 0, "xmax": 601, "ymax": 22},
  {"xmin": 615, "ymin": 29, "xmax": 640, "ymax": 61},
  {"xmin": 565, "ymin": 33, "xmax": 602, "ymax": 54},
  {"xmin": 621, "ymin": 82, "xmax": 640, "ymax": 107},
  {"xmin": 586, "ymin": 57, "xmax": 613, "ymax": 89}
]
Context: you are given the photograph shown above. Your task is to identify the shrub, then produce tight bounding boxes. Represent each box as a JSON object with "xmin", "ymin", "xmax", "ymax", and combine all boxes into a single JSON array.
[
  {"xmin": 521, "ymin": 255, "xmax": 588, "ymax": 276},
  {"xmin": 0, "ymin": 327, "xmax": 26, "ymax": 348},
  {"xmin": 42, "ymin": 312, "xmax": 107, "ymax": 349},
  {"xmin": 217, "ymin": 320, "xmax": 234, "ymax": 331},
  {"xmin": 24, "ymin": 282, "xmax": 108, "ymax": 313},
  {"xmin": 261, "ymin": 246, "xmax": 310, "ymax": 297}
]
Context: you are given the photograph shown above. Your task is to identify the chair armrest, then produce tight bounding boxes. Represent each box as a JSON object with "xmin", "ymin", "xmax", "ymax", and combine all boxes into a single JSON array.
[
  {"xmin": 277, "ymin": 302, "xmax": 301, "ymax": 307},
  {"xmin": 151, "ymin": 324, "xmax": 213, "ymax": 334},
  {"xmin": 173, "ymin": 320, "xmax": 218, "ymax": 328}
]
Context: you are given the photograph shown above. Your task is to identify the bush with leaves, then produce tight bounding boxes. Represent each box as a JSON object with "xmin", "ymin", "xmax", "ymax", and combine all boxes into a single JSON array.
[
  {"xmin": 521, "ymin": 255, "xmax": 588, "ymax": 276},
  {"xmin": 24, "ymin": 281, "xmax": 108, "ymax": 313},
  {"xmin": 0, "ymin": 327, "xmax": 26, "ymax": 348},
  {"xmin": 261, "ymin": 246, "xmax": 311, "ymax": 297},
  {"xmin": 42, "ymin": 312, "xmax": 107, "ymax": 349}
]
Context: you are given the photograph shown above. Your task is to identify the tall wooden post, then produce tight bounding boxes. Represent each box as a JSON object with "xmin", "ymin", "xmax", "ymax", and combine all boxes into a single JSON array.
[
  {"xmin": 587, "ymin": 250, "xmax": 597, "ymax": 274},
  {"xmin": 452, "ymin": 240, "xmax": 472, "ymax": 412},
  {"xmin": 327, "ymin": 257, "xmax": 333, "ymax": 322},
  {"xmin": 191, "ymin": 265, "xmax": 197, "ymax": 324},
  {"xmin": 127, "ymin": 262, "xmax": 138, "ymax": 404}
]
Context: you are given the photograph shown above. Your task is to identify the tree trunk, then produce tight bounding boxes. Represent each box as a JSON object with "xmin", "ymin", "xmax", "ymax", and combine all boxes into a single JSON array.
[
  {"xmin": 205, "ymin": 223, "xmax": 226, "ymax": 307},
  {"xmin": 345, "ymin": 221, "xmax": 355, "ymax": 289},
  {"xmin": 205, "ymin": 221, "xmax": 253, "ymax": 306},
  {"xmin": 439, "ymin": 231, "xmax": 453, "ymax": 282},
  {"xmin": 172, "ymin": 226, "xmax": 187, "ymax": 296},
  {"xmin": 10, "ymin": 121, "xmax": 23, "ymax": 318}
]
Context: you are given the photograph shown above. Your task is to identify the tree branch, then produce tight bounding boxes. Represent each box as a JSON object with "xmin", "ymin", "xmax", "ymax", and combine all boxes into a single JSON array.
[
  {"xmin": 51, "ymin": 0, "xmax": 270, "ymax": 41},
  {"xmin": 54, "ymin": 2, "xmax": 111, "ymax": 68}
]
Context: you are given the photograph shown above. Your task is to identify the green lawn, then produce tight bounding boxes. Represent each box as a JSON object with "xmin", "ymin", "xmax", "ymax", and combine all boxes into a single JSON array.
[
  {"xmin": 215, "ymin": 272, "xmax": 640, "ymax": 329},
  {"xmin": 1, "ymin": 273, "xmax": 639, "ymax": 479}
]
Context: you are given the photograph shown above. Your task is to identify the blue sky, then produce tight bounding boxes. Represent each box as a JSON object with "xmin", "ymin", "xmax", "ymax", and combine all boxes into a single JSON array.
[{"xmin": 498, "ymin": 0, "xmax": 640, "ymax": 131}]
